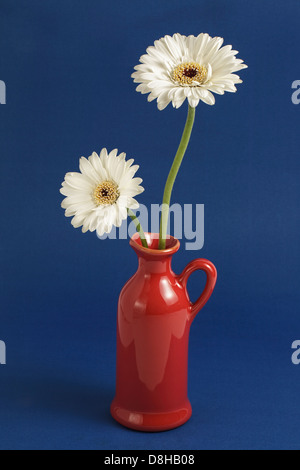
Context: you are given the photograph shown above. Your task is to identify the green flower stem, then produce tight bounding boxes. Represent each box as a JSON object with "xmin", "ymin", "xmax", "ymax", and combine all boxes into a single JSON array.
[
  {"xmin": 127, "ymin": 208, "xmax": 148, "ymax": 248},
  {"xmin": 159, "ymin": 104, "xmax": 196, "ymax": 250}
]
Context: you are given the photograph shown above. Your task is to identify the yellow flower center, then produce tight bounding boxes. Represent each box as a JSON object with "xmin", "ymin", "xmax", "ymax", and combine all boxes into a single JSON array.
[
  {"xmin": 93, "ymin": 181, "xmax": 120, "ymax": 206},
  {"xmin": 172, "ymin": 62, "xmax": 208, "ymax": 86}
]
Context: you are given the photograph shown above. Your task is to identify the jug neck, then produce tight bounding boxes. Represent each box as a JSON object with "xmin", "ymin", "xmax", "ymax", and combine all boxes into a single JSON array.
[{"xmin": 130, "ymin": 233, "xmax": 180, "ymax": 274}]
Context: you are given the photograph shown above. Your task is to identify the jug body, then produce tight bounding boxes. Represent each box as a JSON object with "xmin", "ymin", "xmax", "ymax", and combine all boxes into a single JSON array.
[{"xmin": 111, "ymin": 233, "xmax": 217, "ymax": 432}]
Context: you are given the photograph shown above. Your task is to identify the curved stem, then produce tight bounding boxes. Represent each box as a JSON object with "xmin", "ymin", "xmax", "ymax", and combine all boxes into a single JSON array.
[
  {"xmin": 127, "ymin": 208, "xmax": 148, "ymax": 248},
  {"xmin": 159, "ymin": 105, "xmax": 196, "ymax": 249}
]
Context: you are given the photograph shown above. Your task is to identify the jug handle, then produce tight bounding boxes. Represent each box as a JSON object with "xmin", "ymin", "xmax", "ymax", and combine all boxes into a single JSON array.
[{"xmin": 178, "ymin": 259, "xmax": 217, "ymax": 322}]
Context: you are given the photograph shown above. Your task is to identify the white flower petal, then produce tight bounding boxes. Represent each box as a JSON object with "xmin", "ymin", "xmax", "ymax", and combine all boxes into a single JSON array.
[
  {"xmin": 64, "ymin": 173, "xmax": 93, "ymax": 190},
  {"xmin": 88, "ymin": 152, "xmax": 108, "ymax": 180},
  {"xmin": 82, "ymin": 211, "xmax": 99, "ymax": 233},
  {"xmin": 127, "ymin": 197, "xmax": 140, "ymax": 210},
  {"xmin": 79, "ymin": 157, "xmax": 100, "ymax": 184},
  {"xmin": 116, "ymin": 201, "xmax": 128, "ymax": 220},
  {"xmin": 71, "ymin": 213, "xmax": 87, "ymax": 228},
  {"xmin": 188, "ymin": 97, "xmax": 199, "ymax": 108},
  {"xmin": 200, "ymin": 90, "xmax": 215, "ymax": 105},
  {"xmin": 63, "ymin": 200, "xmax": 95, "ymax": 217},
  {"xmin": 61, "ymin": 193, "xmax": 92, "ymax": 205},
  {"xmin": 60, "ymin": 185, "xmax": 90, "ymax": 197}
]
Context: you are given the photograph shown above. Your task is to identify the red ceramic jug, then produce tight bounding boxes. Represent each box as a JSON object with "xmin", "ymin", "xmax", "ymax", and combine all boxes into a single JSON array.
[{"xmin": 111, "ymin": 233, "xmax": 217, "ymax": 432}]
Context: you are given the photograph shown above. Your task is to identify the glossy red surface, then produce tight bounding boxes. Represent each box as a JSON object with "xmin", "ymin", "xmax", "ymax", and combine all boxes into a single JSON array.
[{"xmin": 111, "ymin": 233, "xmax": 217, "ymax": 432}]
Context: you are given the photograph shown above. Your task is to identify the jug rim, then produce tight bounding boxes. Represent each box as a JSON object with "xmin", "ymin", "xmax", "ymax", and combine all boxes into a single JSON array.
[{"xmin": 130, "ymin": 232, "xmax": 180, "ymax": 256}]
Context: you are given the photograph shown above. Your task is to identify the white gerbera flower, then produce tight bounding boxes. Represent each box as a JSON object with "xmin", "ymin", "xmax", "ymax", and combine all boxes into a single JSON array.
[
  {"xmin": 60, "ymin": 149, "xmax": 144, "ymax": 237},
  {"xmin": 132, "ymin": 33, "xmax": 247, "ymax": 110}
]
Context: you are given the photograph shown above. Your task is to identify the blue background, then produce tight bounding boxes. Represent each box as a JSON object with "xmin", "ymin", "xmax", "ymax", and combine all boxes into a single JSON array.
[{"xmin": 0, "ymin": 0, "xmax": 300, "ymax": 450}]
